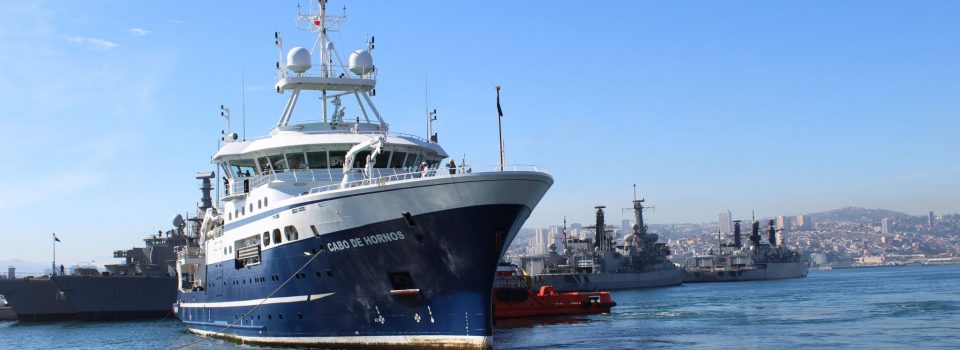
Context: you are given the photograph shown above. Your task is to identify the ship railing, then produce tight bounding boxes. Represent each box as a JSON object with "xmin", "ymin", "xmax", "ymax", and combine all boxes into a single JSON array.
[
  {"xmin": 275, "ymin": 64, "xmax": 377, "ymax": 87},
  {"xmin": 305, "ymin": 164, "xmax": 549, "ymax": 195}
]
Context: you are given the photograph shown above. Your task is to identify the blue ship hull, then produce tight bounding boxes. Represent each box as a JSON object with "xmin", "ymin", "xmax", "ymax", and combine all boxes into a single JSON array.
[{"xmin": 178, "ymin": 203, "xmax": 530, "ymax": 348}]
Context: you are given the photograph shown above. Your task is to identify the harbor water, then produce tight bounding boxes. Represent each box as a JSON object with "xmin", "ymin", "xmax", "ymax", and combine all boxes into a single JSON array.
[{"xmin": 2, "ymin": 264, "xmax": 958, "ymax": 349}]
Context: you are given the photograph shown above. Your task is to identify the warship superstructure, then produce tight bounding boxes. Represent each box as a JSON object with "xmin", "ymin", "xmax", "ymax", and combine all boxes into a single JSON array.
[
  {"xmin": 174, "ymin": 2, "xmax": 552, "ymax": 348},
  {"xmin": 684, "ymin": 218, "xmax": 808, "ymax": 282},
  {"xmin": 525, "ymin": 195, "xmax": 684, "ymax": 292}
]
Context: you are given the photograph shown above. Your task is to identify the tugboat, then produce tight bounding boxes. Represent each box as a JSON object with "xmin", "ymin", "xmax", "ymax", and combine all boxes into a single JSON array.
[
  {"xmin": 174, "ymin": 2, "xmax": 552, "ymax": 348},
  {"xmin": 525, "ymin": 192, "xmax": 684, "ymax": 292},
  {"xmin": 684, "ymin": 218, "xmax": 808, "ymax": 282},
  {"xmin": 493, "ymin": 263, "xmax": 615, "ymax": 320}
]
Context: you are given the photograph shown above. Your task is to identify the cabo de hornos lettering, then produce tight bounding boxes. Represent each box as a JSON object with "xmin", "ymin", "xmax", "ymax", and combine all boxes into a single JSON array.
[{"xmin": 326, "ymin": 231, "xmax": 406, "ymax": 252}]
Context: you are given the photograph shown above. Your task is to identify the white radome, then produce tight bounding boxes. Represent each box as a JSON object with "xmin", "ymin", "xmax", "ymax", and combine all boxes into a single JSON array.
[
  {"xmin": 348, "ymin": 49, "xmax": 374, "ymax": 76},
  {"xmin": 286, "ymin": 47, "xmax": 312, "ymax": 73}
]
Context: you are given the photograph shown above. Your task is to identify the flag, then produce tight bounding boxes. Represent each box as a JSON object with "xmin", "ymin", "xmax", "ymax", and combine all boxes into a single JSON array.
[
  {"xmin": 54, "ymin": 233, "xmax": 61, "ymax": 242},
  {"xmin": 496, "ymin": 85, "xmax": 503, "ymax": 118}
]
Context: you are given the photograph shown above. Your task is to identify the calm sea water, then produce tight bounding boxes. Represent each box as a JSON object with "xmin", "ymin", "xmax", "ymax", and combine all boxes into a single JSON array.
[{"xmin": 2, "ymin": 264, "xmax": 958, "ymax": 349}]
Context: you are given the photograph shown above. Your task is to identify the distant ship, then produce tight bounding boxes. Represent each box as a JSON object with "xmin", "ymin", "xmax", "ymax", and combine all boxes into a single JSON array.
[
  {"xmin": 684, "ymin": 218, "xmax": 808, "ymax": 282},
  {"xmin": 0, "ymin": 175, "xmax": 209, "ymax": 321},
  {"xmin": 523, "ymin": 194, "xmax": 684, "ymax": 292},
  {"xmin": 173, "ymin": 2, "xmax": 552, "ymax": 348}
]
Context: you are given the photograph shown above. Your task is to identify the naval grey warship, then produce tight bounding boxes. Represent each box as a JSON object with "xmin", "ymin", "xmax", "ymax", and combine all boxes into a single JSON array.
[
  {"xmin": 0, "ymin": 173, "xmax": 209, "ymax": 321},
  {"xmin": 684, "ymin": 218, "xmax": 808, "ymax": 282},
  {"xmin": 524, "ymin": 195, "xmax": 684, "ymax": 292}
]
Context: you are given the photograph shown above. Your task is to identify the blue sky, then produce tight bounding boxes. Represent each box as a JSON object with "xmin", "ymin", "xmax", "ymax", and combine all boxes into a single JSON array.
[{"xmin": 1, "ymin": 1, "xmax": 957, "ymax": 267}]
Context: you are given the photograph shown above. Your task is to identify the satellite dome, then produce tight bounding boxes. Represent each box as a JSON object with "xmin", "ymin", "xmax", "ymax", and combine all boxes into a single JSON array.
[
  {"xmin": 286, "ymin": 47, "xmax": 312, "ymax": 73},
  {"xmin": 348, "ymin": 49, "xmax": 374, "ymax": 76}
]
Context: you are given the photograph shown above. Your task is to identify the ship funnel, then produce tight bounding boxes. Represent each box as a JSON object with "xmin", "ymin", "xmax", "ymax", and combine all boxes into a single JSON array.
[{"xmin": 733, "ymin": 221, "xmax": 742, "ymax": 248}]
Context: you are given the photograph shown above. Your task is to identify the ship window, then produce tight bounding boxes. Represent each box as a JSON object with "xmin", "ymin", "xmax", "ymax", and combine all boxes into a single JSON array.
[
  {"xmin": 228, "ymin": 212, "xmax": 232, "ymax": 220},
  {"xmin": 249, "ymin": 203, "xmax": 253, "ymax": 212},
  {"xmin": 310, "ymin": 225, "xmax": 320, "ymax": 238},
  {"xmin": 273, "ymin": 229, "xmax": 282, "ymax": 244},
  {"xmin": 389, "ymin": 152, "xmax": 406, "ymax": 168},
  {"xmin": 374, "ymin": 151, "xmax": 390, "ymax": 168},
  {"xmin": 306, "ymin": 151, "xmax": 328, "ymax": 169},
  {"xmin": 241, "ymin": 207, "xmax": 245, "ymax": 215},
  {"xmin": 286, "ymin": 152, "xmax": 306, "ymax": 170},
  {"xmin": 230, "ymin": 159, "xmax": 257, "ymax": 177},
  {"xmin": 264, "ymin": 197, "xmax": 268, "ymax": 207},
  {"xmin": 353, "ymin": 151, "xmax": 371, "ymax": 169},
  {"xmin": 235, "ymin": 209, "xmax": 239, "ymax": 218},
  {"xmin": 269, "ymin": 155, "xmax": 287, "ymax": 172},
  {"xmin": 258, "ymin": 157, "xmax": 272, "ymax": 174},
  {"xmin": 263, "ymin": 232, "xmax": 270, "ymax": 246},
  {"xmin": 284, "ymin": 226, "xmax": 299, "ymax": 241},
  {"xmin": 329, "ymin": 151, "xmax": 347, "ymax": 168},
  {"xmin": 258, "ymin": 199, "xmax": 262, "ymax": 209},
  {"xmin": 402, "ymin": 153, "xmax": 420, "ymax": 169}
]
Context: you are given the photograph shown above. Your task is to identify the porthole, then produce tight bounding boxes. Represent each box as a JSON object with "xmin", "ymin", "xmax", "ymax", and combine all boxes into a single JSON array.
[
  {"xmin": 263, "ymin": 232, "xmax": 270, "ymax": 246},
  {"xmin": 278, "ymin": 314, "xmax": 283, "ymax": 320},
  {"xmin": 273, "ymin": 229, "xmax": 282, "ymax": 244},
  {"xmin": 258, "ymin": 199, "xmax": 262, "ymax": 209}
]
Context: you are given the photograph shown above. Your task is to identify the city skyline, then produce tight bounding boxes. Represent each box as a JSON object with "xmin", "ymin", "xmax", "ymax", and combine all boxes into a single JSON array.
[{"xmin": 1, "ymin": 1, "xmax": 958, "ymax": 265}]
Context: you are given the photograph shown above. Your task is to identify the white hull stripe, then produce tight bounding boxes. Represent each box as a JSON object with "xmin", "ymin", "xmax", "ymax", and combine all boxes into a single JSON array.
[
  {"xmin": 180, "ymin": 293, "xmax": 334, "ymax": 308},
  {"xmin": 188, "ymin": 328, "xmax": 491, "ymax": 348}
]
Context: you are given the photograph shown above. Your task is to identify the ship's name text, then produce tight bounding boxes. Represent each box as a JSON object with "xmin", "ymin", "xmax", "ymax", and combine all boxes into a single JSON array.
[{"xmin": 327, "ymin": 231, "xmax": 406, "ymax": 252}]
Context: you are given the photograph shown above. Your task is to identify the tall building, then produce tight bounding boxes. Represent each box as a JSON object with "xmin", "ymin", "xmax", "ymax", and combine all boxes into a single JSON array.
[
  {"xmin": 621, "ymin": 219, "xmax": 632, "ymax": 236},
  {"xmin": 881, "ymin": 218, "xmax": 890, "ymax": 235},
  {"xmin": 928, "ymin": 211, "xmax": 935, "ymax": 230},
  {"xmin": 529, "ymin": 228, "xmax": 550, "ymax": 255},
  {"xmin": 776, "ymin": 215, "xmax": 788, "ymax": 231},
  {"xmin": 719, "ymin": 210, "xmax": 732, "ymax": 234},
  {"xmin": 795, "ymin": 214, "xmax": 807, "ymax": 230}
]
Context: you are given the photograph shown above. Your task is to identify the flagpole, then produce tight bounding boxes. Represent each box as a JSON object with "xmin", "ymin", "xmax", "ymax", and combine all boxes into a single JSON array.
[
  {"xmin": 496, "ymin": 85, "xmax": 504, "ymax": 172},
  {"xmin": 52, "ymin": 233, "xmax": 56, "ymax": 276}
]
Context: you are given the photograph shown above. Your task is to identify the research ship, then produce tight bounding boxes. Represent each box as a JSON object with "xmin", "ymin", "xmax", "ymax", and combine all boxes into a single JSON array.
[
  {"xmin": 684, "ymin": 218, "xmax": 808, "ymax": 282},
  {"xmin": 523, "ymin": 194, "xmax": 684, "ymax": 292},
  {"xmin": 174, "ymin": 2, "xmax": 552, "ymax": 348}
]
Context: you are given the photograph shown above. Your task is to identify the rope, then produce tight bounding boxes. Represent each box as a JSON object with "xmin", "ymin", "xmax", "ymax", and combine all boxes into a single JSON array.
[{"xmin": 169, "ymin": 247, "xmax": 324, "ymax": 350}]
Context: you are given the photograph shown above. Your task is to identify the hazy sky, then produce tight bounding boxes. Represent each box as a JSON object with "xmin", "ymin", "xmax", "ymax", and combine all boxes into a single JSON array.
[{"xmin": 1, "ymin": 1, "xmax": 957, "ymax": 266}]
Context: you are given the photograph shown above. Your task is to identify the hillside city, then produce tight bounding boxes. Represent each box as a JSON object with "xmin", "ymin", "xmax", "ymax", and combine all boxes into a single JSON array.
[{"xmin": 508, "ymin": 207, "xmax": 960, "ymax": 267}]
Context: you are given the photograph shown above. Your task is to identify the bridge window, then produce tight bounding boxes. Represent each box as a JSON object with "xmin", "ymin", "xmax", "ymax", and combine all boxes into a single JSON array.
[
  {"xmin": 269, "ymin": 155, "xmax": 287, "ymax": 172},
  {"xmin": 286, "ymin": 152, "xmax": 306, "ymax": 170},
  {"xmin": 230, "ymin": 159, "xmax": 257, "ymax": 177},
  {"xmin": 258, "ymin": 157, "xmax": 272, "ymax": 174},
  {"xmin": 389, "ymin": 152, "xmax": 406, "ymax": 168},
  {"xmin": 273, "ymin": 229, "xmax": 282, "ymax": 244},
  {"xmin": 306, "ymin": 151, "xmax": 328, "ymax": 169},
  {"xmin": 329, "ymin": 151, "xmax": 347, "ymax": 168},
  {"xmin": 353, "ymin": 151, "xmax": 371, "ymax": 168},
  {"xmin": 374, "ymin": 151, "xmax": 390, "ymax": 168},
  {"xmin": 402, "ymin": 153, "xmax": 420, "ymax": 169}
]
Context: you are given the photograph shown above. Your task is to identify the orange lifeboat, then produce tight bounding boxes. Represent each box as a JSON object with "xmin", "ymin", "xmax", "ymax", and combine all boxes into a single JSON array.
[{"xmin": 493, "ymin": 264, "xmax": 616, "ymax": 319}]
